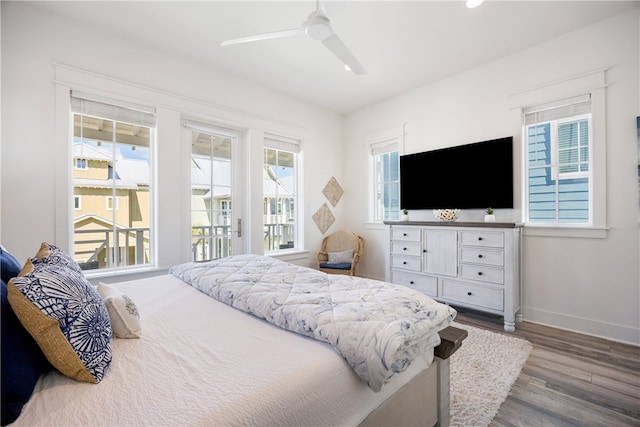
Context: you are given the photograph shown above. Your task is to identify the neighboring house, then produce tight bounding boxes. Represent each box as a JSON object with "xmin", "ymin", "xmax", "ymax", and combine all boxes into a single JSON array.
[{"xmin": 73, "ymin": 142, "xmax": 150, "ymax": 268}]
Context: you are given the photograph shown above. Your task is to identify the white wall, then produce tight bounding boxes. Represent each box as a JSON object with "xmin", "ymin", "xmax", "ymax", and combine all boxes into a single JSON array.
[
  {"xmin": 345, "ymin": 8, "xmax": 640, "ymax": 345},
  {"xmin": 0, "ymin": 2, "xmax": 345, "ymax": 271}
]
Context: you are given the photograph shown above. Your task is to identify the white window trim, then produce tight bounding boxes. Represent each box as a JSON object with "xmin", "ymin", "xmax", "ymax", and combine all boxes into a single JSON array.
[
  {"xmin": 364, "ymin": 124, "xmax": 406, "ymax": 223},
  {"xmin": 510, "ymin": 69, "xmax": 607, "ymax": 238}
]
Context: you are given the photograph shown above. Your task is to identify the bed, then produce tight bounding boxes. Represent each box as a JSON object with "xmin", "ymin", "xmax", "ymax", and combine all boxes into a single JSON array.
[{"xmin": 3, "ymin": 248, "xmax": 462, "ymax": 427}]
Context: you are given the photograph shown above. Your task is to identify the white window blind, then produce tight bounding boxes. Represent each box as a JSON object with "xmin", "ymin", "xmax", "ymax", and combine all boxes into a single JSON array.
[
  {"xmin": 523, "ymin": 94, "xmax": 591, "ymax": 125},
  {"xmin": 71, "ymin": 91, "xmax": 156, "ymax": 127},
  {"xmin": 264, "ymin": 134, "xmax": 300, "ymax": 153},
  {"xmin": 370, "ymin": 138, "xmax": 399, "ymax": 156}
]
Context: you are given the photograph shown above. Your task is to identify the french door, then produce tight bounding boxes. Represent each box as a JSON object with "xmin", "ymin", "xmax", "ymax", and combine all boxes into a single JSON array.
[{"xmin": 186, "ymin": 122, "xmax": 245, "ymax": 261}]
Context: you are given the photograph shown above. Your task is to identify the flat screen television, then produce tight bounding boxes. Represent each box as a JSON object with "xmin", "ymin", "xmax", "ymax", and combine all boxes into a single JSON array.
[{"xmin": 399, "ymin": 136, "xmax": 513, "ymax": 210}]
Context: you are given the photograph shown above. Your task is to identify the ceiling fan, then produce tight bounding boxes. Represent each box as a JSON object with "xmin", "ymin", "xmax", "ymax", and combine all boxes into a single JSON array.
[{"xmin": 220, "ymin": 0, "xmax": 367, "ymax": 75}]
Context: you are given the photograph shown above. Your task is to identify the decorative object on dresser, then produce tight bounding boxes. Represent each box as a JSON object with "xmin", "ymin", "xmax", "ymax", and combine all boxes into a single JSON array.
[
  {"xmin": 384, "ymin": 221, "xmax": 523, "ymax": 332},
  {"xmin": 400, "ymin": 208, "xmax": 409, "ymax": 221},
  {"xmin": 484, "ymin": 207, "xmax": 496, "ymax": 223},
  {"xmin": 433, "ymin": 209, "xmax": 461, "ymax": 222}
]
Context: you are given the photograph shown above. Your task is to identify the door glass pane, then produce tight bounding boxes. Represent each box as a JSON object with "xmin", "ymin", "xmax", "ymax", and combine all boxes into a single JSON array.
[{"xmin": 191, "ymin": 131, "xmax": 232, "ymax": 261}]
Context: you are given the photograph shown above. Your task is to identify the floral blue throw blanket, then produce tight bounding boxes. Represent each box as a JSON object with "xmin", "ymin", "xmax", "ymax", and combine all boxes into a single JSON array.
[{"xmin": 169, "ymin": 254, "xmax": 456, "ymax": 391}]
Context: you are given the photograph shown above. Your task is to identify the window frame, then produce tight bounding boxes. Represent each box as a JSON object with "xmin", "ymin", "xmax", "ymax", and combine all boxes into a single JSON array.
[
  {"xmin": 263, "ymin": 134, "xmax": 300, "ymax": 254},
  {"xmin": 512, "ymin": 69, "xmax": 607, "ymax": 238},
  {"xmin": 70, "ymin": 92, "xmax": 156, "ymax": 272},
  {"xmin": 371, "ymin": 148, "xmax": 400, "ymax": 222}
]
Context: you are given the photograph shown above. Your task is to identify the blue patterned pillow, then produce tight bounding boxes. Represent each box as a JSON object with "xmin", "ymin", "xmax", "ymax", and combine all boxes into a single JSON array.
[
  {"xmin": 7, "ymin": 260, "xmax": 112, "ymax": 383},
  {"xmin": 31, "ymin": 242, "xmax": 84, "ymax": 275},
  {"xmin": 1, "ymin": 279, "xmax": 51, "ymax": 426}
]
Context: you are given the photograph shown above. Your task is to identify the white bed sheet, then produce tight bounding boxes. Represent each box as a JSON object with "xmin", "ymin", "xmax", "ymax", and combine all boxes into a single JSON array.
[{"xmin": 13, "ymin": 274, "xmax": 433, "ymax": 427}]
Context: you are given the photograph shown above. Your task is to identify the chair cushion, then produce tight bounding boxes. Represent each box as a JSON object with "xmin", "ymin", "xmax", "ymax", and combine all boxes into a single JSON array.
[
  {"xmin": 319, "ymin": 262, "xmax": 352, "ymax": 270},
  {"xmin": 327, "ymin": 249, "xmax": 354, "ymax": 264}
]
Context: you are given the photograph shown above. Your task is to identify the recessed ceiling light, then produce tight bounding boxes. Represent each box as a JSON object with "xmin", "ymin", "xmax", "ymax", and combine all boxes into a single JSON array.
[{"xmin": 466, "ymin": 0, "xmax": 484, "ymax": 8}]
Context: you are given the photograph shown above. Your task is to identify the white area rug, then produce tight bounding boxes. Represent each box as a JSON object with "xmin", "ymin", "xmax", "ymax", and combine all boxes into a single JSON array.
[{"xmin": 449, "ymin": 321, "xmax": 532, "ymax": 427}]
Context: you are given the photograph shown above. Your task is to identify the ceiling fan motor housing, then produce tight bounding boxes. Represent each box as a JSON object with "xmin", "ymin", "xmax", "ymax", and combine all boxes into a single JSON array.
[{"xmin": 306, "ymin": 14, "xmax": 332, "ymax": 40}]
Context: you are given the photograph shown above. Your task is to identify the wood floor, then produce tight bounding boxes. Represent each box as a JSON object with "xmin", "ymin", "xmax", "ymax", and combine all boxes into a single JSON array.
[{"xmin": 453, "ymin": 308, "xmax": 640, "ymax": 427}]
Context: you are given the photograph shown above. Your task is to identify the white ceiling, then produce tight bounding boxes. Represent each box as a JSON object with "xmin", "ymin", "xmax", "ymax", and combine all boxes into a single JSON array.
[{"xmin": 32, "ymin": 1, "xmax": 637, "ymax": 114}]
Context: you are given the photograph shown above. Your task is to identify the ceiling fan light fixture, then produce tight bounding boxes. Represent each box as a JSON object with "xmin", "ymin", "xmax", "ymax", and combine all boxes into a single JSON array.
[{"xmin": 466, "ymin": 0, "xmax": 484, "ymax": 8}]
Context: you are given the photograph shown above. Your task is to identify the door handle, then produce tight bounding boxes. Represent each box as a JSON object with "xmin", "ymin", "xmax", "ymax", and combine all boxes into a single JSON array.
[{"xmin": 236, "ymin": 218, "xmax": 242, "ymax": 238}]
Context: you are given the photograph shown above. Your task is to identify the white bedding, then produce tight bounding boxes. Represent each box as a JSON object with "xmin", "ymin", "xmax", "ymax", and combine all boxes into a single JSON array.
[
  {"xmin": 170, "ymin": 254, "xmax": 456, "ymax": 392},
  {"xmin": 13, "ymin": 273, "xmax": 435, "ymax": 427}
]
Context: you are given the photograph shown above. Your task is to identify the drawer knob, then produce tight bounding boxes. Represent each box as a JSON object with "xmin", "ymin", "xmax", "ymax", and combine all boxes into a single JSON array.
[
  {"xmin": 423, "ymin": 249, "xmax": 427, "ymax": 253},
  {"xmin": 467, "ymin": 291, "xmax": 472, "ymax": 296},
  {"xmin": 478, "ymin": 254, "xmax": 484, "ymax": 258},
  {"xmin": 403, "ymin": 261, "xmax": 407, "ymax": 265},
  {"xmin": 478, "ymin": 237, "xmax": 483, "ymax": 241},
  {"xmin": 410, "ymin": 281, "xmax": 414, "ymax": 285},
  {"xmin": 403, "ymin": 247, "xmax": 407, "ymax": 251},
  {"xmin": 403, "ymin": 233, "xmax": 407, "ymax": 236},
  {"xmin": 478, "ymin": 271, "xmax": 483, "ymax": 276}
]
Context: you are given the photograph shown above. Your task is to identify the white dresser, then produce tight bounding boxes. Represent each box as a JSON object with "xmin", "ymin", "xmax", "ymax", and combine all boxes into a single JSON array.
[{"xmin": 385, "ymin": 221, "xmax": 523, "ymax": 332}]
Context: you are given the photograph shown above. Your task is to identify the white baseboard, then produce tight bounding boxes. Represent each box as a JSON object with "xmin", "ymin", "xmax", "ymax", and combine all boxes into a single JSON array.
[{"xmin": 524, "ymin": 306, "xmax": 640, "ymax": 346}]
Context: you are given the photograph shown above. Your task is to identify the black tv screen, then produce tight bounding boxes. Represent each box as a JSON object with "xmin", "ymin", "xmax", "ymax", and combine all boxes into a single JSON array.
[{"xmin": 400, "ymin": 137, "xmax": 513, "ymax": 210}]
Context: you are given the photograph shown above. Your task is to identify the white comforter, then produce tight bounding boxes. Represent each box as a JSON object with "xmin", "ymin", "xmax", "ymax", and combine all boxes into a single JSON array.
[{"xmin": 170, "ymin": 254, "xmax": 456, "ymax": 392}]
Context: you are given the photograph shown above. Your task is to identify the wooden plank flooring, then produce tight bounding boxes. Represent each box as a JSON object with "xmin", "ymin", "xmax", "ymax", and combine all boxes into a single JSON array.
[{"xmin": 453, "ymin": 309, "xmax": 640, "ymax": 427}]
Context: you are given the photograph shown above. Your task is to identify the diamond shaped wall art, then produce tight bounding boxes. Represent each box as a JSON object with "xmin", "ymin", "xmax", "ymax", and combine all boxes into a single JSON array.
[
  {"xmin": 312, "ymin": 203, "xmax": 335, "ymax": 234},
  {"xmin": 322, "ymin": 176, "xmax": 344, "ymax": 207}
]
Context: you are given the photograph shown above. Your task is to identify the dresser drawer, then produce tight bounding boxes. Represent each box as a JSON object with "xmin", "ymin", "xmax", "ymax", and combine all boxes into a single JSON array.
[
  {"xmin": 391, "ymin": 271, "xmax": 437, "ymax": 297},
  {"xmin": 459, "ymin": 264, "xmax": 504, "ymax": 284},
  {"xmin": 391, "ymin": 255, "xmax": 421, "ymax": 271},
  {"xmin": 460, "ymin": 247, "xmax": 504, "ymax": 267},
  {"xmin": 459, "ymin": 230, "xmax": 504, "ymax": 248},
  {"xmin": 440, "ymin": 280, "xmax": 503, "ymax": 311},
  {"xmin": 391, "ymin": 227, "xmax": 421, "ymax": 242},
  {"xmin": 391, "ymin": 241, "xmax": 422, "ymax": 256}
]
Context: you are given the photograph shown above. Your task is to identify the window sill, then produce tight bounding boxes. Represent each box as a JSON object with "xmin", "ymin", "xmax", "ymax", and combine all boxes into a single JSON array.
[{"xmin": 523, "ymin": 224, "xmax": 608, "ymax": 239}]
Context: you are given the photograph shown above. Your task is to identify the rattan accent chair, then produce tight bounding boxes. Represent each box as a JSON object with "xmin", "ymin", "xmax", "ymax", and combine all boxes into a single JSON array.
[{"xmin": 317, "ymin": 230, "xmax": 365, "ymax": 276}]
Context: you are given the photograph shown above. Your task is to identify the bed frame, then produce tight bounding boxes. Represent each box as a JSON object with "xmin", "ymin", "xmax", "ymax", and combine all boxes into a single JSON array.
[{"xmin": 360, "ymin": 326, "xmax": 468, "ymax": 427}]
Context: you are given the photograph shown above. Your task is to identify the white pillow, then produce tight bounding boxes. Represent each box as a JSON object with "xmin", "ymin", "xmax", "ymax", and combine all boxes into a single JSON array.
[
  {"xmin": 97, "ymin": 283, "xmax": 142, "ymax": 339},
  {"xmin": 327, "ymin": 249, "xmax": 354, "ymax": 264}
]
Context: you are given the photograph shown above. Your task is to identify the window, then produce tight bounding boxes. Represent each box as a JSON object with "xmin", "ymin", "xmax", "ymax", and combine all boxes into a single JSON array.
[
  {"xmin": 264, "ymin": 135, "xmax": 299, "ymax": 252},
  {"xmin": 371, "ymin": 139, "xmax": 400, "ymax": 221},
  {"xmin": 71, "ymin": 93, "xmax": 156, "ymax": 271},
  {"xmin": 106, "ymin": 196, "xmax": 119, "ymax": 211},
  {"xmin": 524, "ymin": 94, "xmax": 592, "ymax": 224},
  {"xmin": 75, "ymin": 158, "xmax": 87, "ymax": 170}
]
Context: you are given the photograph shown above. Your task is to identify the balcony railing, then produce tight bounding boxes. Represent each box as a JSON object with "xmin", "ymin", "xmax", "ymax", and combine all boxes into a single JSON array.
[
  {"xmin": 74, "ymin": 227, "xmax": 149, "ymax": 270},
  {"xmin": 75, "ymin": 223, "xmax": 295, "ymax": 268}
]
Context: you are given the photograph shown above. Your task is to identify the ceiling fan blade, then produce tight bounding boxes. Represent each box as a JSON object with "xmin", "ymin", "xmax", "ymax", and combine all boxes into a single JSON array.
[
  {"xmin": 322, "ymin": 33, "xmax": 367, "ymax": 75},
  {"xmin": 221, "ymin": 27, "xmax": 305, "ymax": 47}
]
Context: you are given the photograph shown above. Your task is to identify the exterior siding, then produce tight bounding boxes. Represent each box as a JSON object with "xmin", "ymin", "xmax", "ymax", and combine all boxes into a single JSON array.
[{"xmin": 527, "ymin": 123, "xmax": 589, "ymax": 223}]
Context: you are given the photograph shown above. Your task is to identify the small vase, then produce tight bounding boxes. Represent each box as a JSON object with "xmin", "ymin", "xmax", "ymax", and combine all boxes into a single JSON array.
[
  {"xmin": 484, "ymin": 214, "xmax": 496, "ymax": 223},
  {"xmin": 400, "ymin": 214, "xmax": 409, "ymax": 221}
]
